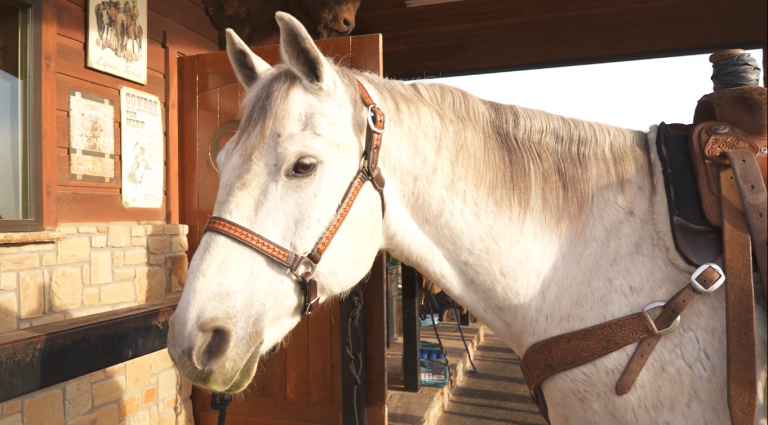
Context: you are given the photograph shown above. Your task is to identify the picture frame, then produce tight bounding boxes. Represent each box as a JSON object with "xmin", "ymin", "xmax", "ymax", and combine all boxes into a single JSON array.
[{"xmin": 86, "ymin": 0, "xmax": 148, "ymax": 84}]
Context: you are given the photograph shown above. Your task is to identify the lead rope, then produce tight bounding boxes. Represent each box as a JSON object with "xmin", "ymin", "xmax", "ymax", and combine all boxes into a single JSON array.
[
  {"xmin": 210, "ymin": 392, "xmax": 232, "ymax": 425},
  {"xmin": 346, "ymin": 271, "xmax": 372, "ymax": 425}
]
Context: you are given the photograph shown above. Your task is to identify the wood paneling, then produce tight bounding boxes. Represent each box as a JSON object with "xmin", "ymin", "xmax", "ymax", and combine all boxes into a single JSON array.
[
  {"xmin": 42, "ymin": 3, "xmax": 59, "ymax": 228},
  {"xmin": 166, "ymin": 47, "xmax": 180, "ymax": 223},
  {"xmin": 354, "ymin": 0, "xmax": 767, "ymax": 79},
  {"xmin": 58, "ymin": 191, "xmax": 165, "ymax": 222},
  {"xmin": 148, "ymin": 0, "xmax": 218, "ymax": 43},
  {"xmin": 148, "ymin": 8, "xmax": 218, "ymax": 56},
  {"xmin": 56, "ymin": 35, "xmax": 166, "ymax": 102},
  {"xmin": 47, "ymin": 0, "xmax": 217, "ymax": 223}
]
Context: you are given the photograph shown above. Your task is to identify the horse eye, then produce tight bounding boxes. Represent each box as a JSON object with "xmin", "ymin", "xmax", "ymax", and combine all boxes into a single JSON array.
[{"xmin": 292, "ymin": 159, "xmax": 316, "ymax": 176}]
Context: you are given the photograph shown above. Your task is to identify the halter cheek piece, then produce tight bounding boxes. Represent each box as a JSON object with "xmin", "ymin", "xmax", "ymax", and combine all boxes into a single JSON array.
[{"xmin": 204, "ymin": 80, "xmax": 386, "ymax": 318}]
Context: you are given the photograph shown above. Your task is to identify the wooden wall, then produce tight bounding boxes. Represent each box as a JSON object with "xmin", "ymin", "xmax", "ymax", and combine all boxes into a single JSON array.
[
  {"xmin": 42, "ymin": 0, "xmax": 218, "ymax": 226},
  {"xmin": 354, "ymin": 0, "xmax": 767, "ymax": 79}
]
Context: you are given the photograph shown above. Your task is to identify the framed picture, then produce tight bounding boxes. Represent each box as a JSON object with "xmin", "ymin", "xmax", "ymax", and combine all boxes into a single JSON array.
[
  {"xmin": 86, "ymin": 0, "xmax": 148, "ymax": 84},
  {"xmin": 68, "ymin": 89, "xmax": 116, "ymax": 184}
]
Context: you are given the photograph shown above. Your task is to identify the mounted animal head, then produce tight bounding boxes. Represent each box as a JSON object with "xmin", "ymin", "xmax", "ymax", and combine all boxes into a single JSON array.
[
  {"xmin": 202, "ymin": 0, "xmax": 362, "ymax": 50},
  {"xmin": 167, "ymin": 12, "xmax": 383, "ymax": 393}
]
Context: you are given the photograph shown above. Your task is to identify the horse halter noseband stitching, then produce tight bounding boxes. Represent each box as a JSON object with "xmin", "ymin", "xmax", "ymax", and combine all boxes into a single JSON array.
[{"xmin": 204, "ymin": 79, "xmax": 386, "ymax": 318}]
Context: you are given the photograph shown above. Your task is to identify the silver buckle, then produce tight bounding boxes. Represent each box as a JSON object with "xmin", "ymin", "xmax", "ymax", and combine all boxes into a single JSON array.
[
  {"xmin": 643, "ymin": 301, "xmax": 681, "ymax": 336},
  {"xmin": 290, "ymin": 256, "xmax": 317, "ymax": 281},
  {"xmin": 367, "ymin": 104, "xmax": 386, "ymax": 134},
  {"xmin": 690, "ymin": 263, "xmax": 725, "ymax": 294}
]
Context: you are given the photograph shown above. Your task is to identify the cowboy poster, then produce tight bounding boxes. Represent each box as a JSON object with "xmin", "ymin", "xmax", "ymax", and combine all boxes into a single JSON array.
[
  {"xmin": 120, "ymin": 87, "xmax": 163, "ymax": 208},
  {"xmin": 86, "ymin": 0, "xmax": 148, "ymax": 84}
]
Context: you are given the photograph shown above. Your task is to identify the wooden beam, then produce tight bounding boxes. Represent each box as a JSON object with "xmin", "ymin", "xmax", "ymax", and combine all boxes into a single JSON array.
[
  {"xmin": 355, "ymin": 0, "xmax": 766, "ymax": 79},
  {"xmin": 41, "ymin": 2, "xmax": 58, "ymax": 228},
  {"xmin": 165, "ymin": 47, "xmax": 180, "ymax": 224},
  {"xmin": 401, "ymin": 265, "xmax": 422, "ymax": 393},
  {"xmin": 0, "ymin": 301, "xmax": 177, "ymax": 403},
  {"xmin": 364, "ymin": 253, "xmax": 388, "ymax": 425}
]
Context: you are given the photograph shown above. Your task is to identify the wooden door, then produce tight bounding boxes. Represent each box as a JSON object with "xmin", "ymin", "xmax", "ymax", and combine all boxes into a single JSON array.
[{"xmin": 179, "ymin": 35, "xmax": 386, "ymax": 425}]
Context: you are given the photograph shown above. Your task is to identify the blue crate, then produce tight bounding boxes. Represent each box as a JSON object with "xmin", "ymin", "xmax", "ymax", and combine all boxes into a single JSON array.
[
  {"xmin": 419, "ymin": 314, "xmax": 440, "ymax": 327},
  {"xmin": 419, "ymin": 341, "xmax": 450, "ymax": 387}
]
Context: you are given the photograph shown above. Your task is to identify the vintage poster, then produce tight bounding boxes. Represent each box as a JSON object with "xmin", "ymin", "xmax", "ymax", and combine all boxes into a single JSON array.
[
  {"xmin": 120, "ymin": 87, "xmax": 163, "ymax": 208},
  {"xmin": 68, "ymin": 89, "xmax": 116, "ymax": 183},
  {"xmin": 86, "ymin": 0, "xmax": 148, "ymax": 84}
]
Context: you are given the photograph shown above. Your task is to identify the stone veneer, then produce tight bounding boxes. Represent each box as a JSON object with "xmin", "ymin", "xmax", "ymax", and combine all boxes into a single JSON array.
[{"xmin": 0, "ymin": 222, "xmax": 193, "ymax": 425}]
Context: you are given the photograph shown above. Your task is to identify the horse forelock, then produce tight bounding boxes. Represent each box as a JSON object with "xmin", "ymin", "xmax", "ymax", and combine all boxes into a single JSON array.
[{"xmin": 233, "ymin": 62, "xmax": 360, "ymax": 157}]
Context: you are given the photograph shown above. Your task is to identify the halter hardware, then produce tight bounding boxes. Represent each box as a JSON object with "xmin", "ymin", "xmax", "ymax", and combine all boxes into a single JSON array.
[{"xmin": 204, "ymin": 79, "xmax": 386, "ymax": 318}]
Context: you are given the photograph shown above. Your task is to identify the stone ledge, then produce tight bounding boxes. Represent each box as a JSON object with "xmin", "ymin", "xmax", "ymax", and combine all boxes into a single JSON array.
[{"xmin": 0, "ymin": 231, "xmax": 66, "ymax": 245}]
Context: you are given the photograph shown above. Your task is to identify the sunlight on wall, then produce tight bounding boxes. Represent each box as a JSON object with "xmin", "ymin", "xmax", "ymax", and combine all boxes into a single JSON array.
[{"xmin": 412, "ymin": 50, "xmax": 764, "ymax": 131}]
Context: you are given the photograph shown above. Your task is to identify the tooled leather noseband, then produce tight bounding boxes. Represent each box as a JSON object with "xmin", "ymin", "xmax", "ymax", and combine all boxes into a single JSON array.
[{"xmin": 204, "ymin": 80, "xmax": 386, "ymax": 318}]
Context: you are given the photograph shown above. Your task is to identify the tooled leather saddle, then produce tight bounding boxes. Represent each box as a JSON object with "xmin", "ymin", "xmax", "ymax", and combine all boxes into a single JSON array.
[{"xmin": 658, "ymin": 83, "xmax": 767, "ymax": 297}]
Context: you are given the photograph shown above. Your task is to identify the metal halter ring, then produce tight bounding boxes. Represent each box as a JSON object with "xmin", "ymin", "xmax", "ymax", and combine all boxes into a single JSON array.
[
  {"xmin": 290, "ymin": 256, "xmax": 317, "ymax": 281},
  {"xmin": 690, "ymin": 263, "xmax": 725, "ymax": 294},
  {"xmin": 367, "ymin": 104, "xmax": 386, "ymax": 134},
  {"xmin": 643, "ymin": 301, "xmax": 681, "ymax": 336}
]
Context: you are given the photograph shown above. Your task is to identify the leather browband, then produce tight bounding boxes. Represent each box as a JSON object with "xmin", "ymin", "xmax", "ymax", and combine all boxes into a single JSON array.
[{"xmin": 203, "ymin": 79, "xmax": 386, "ymax": 318}]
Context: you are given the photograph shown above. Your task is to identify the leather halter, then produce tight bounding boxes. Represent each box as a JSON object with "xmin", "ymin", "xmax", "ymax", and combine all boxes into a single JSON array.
[{"xmin": 204, "ymin": 80, "xmax": 386, "ymax": 318}]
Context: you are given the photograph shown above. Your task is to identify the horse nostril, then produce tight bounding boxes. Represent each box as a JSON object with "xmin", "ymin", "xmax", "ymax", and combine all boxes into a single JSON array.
[
  {"xmin": 193, "ymin": 321, "xmax": 234, "ymax": 371},
  {"xmin": 342, "ymin": 17, "xmax": 351, "ymax": 28}
]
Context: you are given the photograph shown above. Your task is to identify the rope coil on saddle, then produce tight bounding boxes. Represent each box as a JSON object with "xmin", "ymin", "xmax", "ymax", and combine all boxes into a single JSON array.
[{"xmin": 711, "ymin": 51, "xmax": 762, "ymax": 92}]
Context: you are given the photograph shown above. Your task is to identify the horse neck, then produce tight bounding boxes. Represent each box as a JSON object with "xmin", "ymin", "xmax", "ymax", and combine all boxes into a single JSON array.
[{"xmin": 361, "ymin": 77, "xmax": 689, "ymax": 353}]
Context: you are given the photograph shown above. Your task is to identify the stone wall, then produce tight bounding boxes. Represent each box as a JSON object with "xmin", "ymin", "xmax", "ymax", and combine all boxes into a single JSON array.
[{"xmin": 0, "ymin": 222, "xmax": 193, "ymax": 425}]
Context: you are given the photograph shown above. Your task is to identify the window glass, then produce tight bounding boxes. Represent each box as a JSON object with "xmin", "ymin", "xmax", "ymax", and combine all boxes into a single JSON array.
[{"xmin": 0, "ymin": 1, "xmax": 29, "ymax": 220}]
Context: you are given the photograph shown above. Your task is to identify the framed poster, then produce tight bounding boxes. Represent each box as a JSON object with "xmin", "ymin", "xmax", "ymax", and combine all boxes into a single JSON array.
[
  {"xmin": 68, "ymin": 89, "xmax": 116, "ymax": 183},
  {"xmin": 120, "ymin": 87, "xmax": 163, "ymax": 208},
  {"xmin": 86, "ymin": 0, "xmax": 148, "ymax": 84}
]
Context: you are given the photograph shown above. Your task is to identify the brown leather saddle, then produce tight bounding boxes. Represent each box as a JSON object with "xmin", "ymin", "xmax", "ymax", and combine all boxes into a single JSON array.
[
  {"xmin": 660, "ymin": 84, "xmax": 767, "ymax": 278},
  {"xmin": 522, "ymin": 52, "xmax": 767, "ymax": 425}
]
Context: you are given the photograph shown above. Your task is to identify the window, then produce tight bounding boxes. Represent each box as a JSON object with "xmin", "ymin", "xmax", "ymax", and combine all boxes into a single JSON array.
[{"xmin": 0, "ymin": 0, "xmax": 42, "ymax": 232}]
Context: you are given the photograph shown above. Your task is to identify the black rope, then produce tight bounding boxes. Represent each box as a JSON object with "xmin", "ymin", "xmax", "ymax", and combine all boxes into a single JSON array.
[
  {"xmin": 427, "ymin": 294, "xmax": 453, "ymax": 386},
  {"xmin": 712, "ymin": 52, "xmax": 762, "ymax": 92},
  {"xmin": 210, "ymin": 392, "xmax": 233, "ymax": 425},
  {"xmin": 345, "ymin": 271, "xmax": 371, "ymax": 425}
]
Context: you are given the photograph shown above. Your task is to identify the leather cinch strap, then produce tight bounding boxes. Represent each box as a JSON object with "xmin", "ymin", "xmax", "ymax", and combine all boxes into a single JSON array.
[
  {"xmin": 720, "ymin": 161, "xmax": 757, "ymax": 425},
  {"xmin": 521, "ymin": 264, "xmax": 725, "ymax": 425},
  {"xmin": 204, "ymin": 79, "xmax": 386, "ymax": 318},
  {"xmin": 615, "ymin": 266, "xmax": 722, "ymax": 394}
]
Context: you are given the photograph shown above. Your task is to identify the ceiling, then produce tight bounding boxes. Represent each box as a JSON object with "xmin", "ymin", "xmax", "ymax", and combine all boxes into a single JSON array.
[{"xmin": 353, "ymin": 0, "xmax": 767, "ymax": 79}]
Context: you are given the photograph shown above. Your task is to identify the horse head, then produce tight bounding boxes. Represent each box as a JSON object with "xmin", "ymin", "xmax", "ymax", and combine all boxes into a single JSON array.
[{"xmin": 167, "ymin": 12, "xmax": 382, "ymax": 393}]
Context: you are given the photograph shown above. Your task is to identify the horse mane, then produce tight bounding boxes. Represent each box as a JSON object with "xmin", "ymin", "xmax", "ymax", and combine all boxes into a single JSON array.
[
  {"xmin": 336, "ymin": 66, "xmax": 651, "ymax": 224},
  {"xmin": 236, "ymin": 62, "xmax": 650, "ymax": 225}
]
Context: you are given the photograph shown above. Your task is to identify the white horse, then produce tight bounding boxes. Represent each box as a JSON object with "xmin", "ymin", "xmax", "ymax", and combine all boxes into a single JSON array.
[{"xmin": 167, "ymin": 12, "xmax": 767, "ymax": 425}]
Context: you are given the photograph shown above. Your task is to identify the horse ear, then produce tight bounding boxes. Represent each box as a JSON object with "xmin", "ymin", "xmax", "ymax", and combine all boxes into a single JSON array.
[
  {"xmin": 225, "ymin": 29, "xmax": 272, "ymax": 89},
  {"xmin": 275, "ymin": 12, "xmax": 339, "ymax": 91}
]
